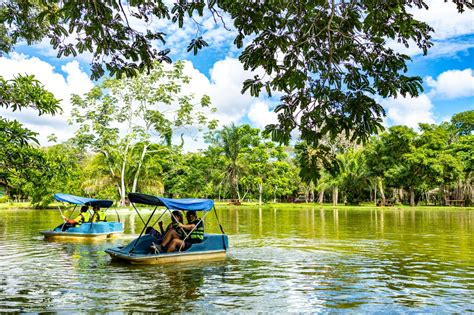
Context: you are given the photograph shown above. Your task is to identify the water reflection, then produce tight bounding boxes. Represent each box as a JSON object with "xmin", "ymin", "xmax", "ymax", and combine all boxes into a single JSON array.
[{"xmin": 0, "ymin": 207, "xmax": 473, "ymax": 312}]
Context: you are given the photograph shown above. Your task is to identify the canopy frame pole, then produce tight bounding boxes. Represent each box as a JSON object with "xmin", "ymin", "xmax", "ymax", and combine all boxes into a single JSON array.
[
  {"xmin": 212, "ymin": 206, "xmax": 227, "ymax": 251},
  {"xmin": 87, "ymin": 204, "xmax": 94, "ymax": 230},
  {"xmin": 151, "ymin": 210, "xmax": 186, "ymax": 235},
  {"xmin": 58, "ymin": 205, "xmax": 66, "ymax": 231},
  {"xmin": 170, "ymin": 211, "xmax": 188, "ymax": 238},
  {"xmin": 149, "ymin": 208, "xmax": 168, "ymax": 228},
  {"xmin": 60, "ymin": 204, "xmax": 77, "ymax": 230},
  {"xmin": 129, "ymin": 205, "xmax": 157, "ymax": 254},
  {"xmin": 131, "ymin": 202, "xmax": 146, "ymax": 225},
  {"xmin": 178, "ymin": 210, "xmax": 211, "ymax": 252},
  {"xmin": 113, "ymin": 207, "xmax": 121, "ymax": 223}
]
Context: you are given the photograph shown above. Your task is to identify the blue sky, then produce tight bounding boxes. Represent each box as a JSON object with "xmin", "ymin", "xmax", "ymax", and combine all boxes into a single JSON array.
[{"xmin": 0, "ymin": 0, "xmax": 473, "ymax": 148}]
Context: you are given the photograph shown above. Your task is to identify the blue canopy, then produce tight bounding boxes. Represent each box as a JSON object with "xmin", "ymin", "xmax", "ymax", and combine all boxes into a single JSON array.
[
  {"xmin": 54, "ymin": 193, "xmax": 113, "ymax": 208},
  {"xmin": 128, "ymin": 193, "xmax": 214, "ymax": 211}
]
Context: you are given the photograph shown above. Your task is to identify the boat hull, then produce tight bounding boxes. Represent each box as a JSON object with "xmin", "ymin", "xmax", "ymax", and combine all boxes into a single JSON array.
[
  {"xmin": 105, "ymin": 233, "xmax": 229, "ymax": 265},
  {"xmin": 41, "ymin": 222, "xmax": 123, "ymax": 241},
  {"xmin": 41, "ymin": 231, "xmax": 110, "ymax": 241},
  {"xmin": 106, "ymin": 248, "xmax": 227, "ymax": 264}
]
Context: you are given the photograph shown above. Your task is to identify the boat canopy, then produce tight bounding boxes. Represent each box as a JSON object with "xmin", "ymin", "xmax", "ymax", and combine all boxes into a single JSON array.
[
  {"xmin": 128, "ymin": 193, "xmax": 214, "ymax": 211},
  {"xmin": 54, "ymin": 193, "xmax": 113, "ymax": 208}
]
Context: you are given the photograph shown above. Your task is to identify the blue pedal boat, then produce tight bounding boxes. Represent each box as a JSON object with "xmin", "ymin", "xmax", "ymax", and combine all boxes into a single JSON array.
[
  {"xmin": 40, "ymin": 193, "xmax": 124, "ymax": 240},
  {"xmin": 105, "ymin": 193, "xmax": 228, "ymax": 264}
]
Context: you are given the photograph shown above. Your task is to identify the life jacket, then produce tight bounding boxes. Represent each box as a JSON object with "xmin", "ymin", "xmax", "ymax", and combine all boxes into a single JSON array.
[
  {"xmin": 97, "ymin": 210, "xmax": 106, "ymax": 222},
  {"xmin": 76, "ymin": 211, "xmax": 91, "ymax": 226},
  {"xmin": 172, "ymin": 222, "xmax": 185, "ymax": 239},
  {"xmin": 189, "ymin": 219, "xmax": 204, "ymax": 241}
]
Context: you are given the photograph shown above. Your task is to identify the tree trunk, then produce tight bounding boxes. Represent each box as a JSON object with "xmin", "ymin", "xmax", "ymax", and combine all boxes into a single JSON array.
[
  {"xmin": 398, "ymin": 188, "xmax": 404, "ymax": 204},
  {"xmin": 132, "ymin": 143, "xmax": 148, "ymax": 193},
  {"xmin": 236, "ymin": 177, "xmax": 241, "ymax": 202},
  {"xmin": 332, "ymin": 186, "xmax": 338, "ymax": 206},
  {"xmin": 120, "ymin": 142, "xmax": 131, "ymax": 206},
  {"xmin": 374, "ymin": 183, "xmax": 377, "ymax": 205},
  {"xmin": 378, "ymin": 177, "xmax": 386, "ymax": 204},
  {"xmin": 258, "ymin": 183, "xmax": 263, "ymax": 205},
  {"xmin": 409, "ymin": 189, "xmax": 415, "ymax": 207},
  {"xmin": 318, "ymin": 189, "xmax": 325, "ymax": 204},
  {"xmin": 273, "ymin": 186, "xmax": 278, "ymax": 203},
  {"xmin": 102, "ymin": 150, "xmax": 122, "ymax": 205}
]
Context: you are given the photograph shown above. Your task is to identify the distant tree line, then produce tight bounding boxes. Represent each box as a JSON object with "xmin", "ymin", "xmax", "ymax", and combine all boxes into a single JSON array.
[{"xmin": 1, "ymin": 109, "xmax": 472, "ymax": 208}]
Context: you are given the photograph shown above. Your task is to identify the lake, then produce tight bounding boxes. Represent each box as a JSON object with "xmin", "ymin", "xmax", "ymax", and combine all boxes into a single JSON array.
[{"xmin": 0, "ymin": 206, "xmax": 473, "ymax": 312}]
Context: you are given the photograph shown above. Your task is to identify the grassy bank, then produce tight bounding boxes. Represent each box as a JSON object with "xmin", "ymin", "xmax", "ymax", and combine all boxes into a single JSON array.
[
  {"xmin": 2, "ymin": 201, "xmax": 472, "ymax": 211},
  {"xmin": 214, "ymin": 202, "xmax": 474, "ymax": 211}
]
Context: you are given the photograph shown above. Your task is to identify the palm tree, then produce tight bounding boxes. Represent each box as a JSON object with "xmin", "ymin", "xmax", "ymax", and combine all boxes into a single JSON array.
[{"xmin": 212, "ymin": 124, "xmax": 260, "ymax": 201}]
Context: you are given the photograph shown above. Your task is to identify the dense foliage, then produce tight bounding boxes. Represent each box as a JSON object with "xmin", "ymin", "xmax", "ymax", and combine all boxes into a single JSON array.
[
  {"xmin": 2, "ymin": 110, "xmax": 472, "ymax": 207},
  {"xmin": 69, "ymin": 61, "xmax": 216, "ymax": 205},
  {"xmin": 1, "ymin": 1, "xmax": 471, "ymax": 145},
  {"xmin": 0, "ymin": 75, "xmax": 65, "ymax": 207}
]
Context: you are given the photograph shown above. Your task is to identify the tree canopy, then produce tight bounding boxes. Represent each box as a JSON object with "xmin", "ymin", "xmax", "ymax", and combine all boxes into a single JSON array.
[
  {"xmin": 70, "ymin": 61, "xmax": 216, "ymax": 205},
  {"xmin": 2, "ymin": 0, "xmax": 471, "ymax": 144}
]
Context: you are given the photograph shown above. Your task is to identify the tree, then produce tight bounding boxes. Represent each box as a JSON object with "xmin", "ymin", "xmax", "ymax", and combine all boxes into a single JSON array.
[
  {"xmin": 206, "ymin": 124, "xmax": 260, "ymax": 201},
  {"xmin": 448, "ymin": 134, "xmax": 474, "ymax": 205},
  {"xmin": 295, "ymin": 134, "xmax": 354, "ymax": 204},
  {"xmin": 0, "ymin": 75, "xmax": 61, "ymax": 192},
  {"xmin": 267, "ymin": 159, "xmax": 299, "ymax": 203},
  {"xmin": 365, "ymin": 137, "xmax": 392, "ymax": 204},
  {"xmin": 240, "ymin": 135, "xmax": 287, "ymax": 205},
  {"xmin": 71, "ymin": 61, "xmax": 216, "ymax": 205},
  {"xmin": 450, "ymin": 110, "xmax": 474, "ymax": 137},
  {"xmin": 22, "ymin": 143, "xmax": 83, "ymax": 207},
  {"xmin": 3, "ymin": 1, "xmax": 471, "ymax": 145}
]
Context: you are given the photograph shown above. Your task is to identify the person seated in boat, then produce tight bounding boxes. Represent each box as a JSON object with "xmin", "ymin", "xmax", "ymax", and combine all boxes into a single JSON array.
[
  {"xmin": 161, "ymin": 210, "xmax": 204, "ymax": 253},
  {"xmin": 147, "ymin": 210, "xmax": 184, "ymax": 237},
  {"xmin": 59, "ymin": 205, "xmax": 91, "ymax": 231},
  {"xmin": 91, "ymin": 206, "xmax": 107, "ymax": 222}
]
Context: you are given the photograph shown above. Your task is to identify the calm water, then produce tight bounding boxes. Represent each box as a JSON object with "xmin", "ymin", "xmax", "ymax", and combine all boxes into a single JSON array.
[{"xmin": 0, "ymin": 207, "xmax": 473, "ymax": 313}]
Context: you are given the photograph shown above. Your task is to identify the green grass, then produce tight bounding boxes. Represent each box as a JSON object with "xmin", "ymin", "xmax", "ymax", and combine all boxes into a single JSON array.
[
  {"xmin": 1, "ymin": 200, "xmax": 472, "ymax": 211},
  {"xmin": 213, "ymin": 201, "xmax": 473, "ymax": 211}
]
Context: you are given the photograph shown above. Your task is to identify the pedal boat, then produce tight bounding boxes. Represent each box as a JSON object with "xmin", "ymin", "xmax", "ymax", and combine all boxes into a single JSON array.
[
  {"xmin": 41, "ymin": 193, "xmax": 124, "ymax": 240},
  {"xmin": 105, "ymin": 193, "xmax": 228, "ymax": 264}
]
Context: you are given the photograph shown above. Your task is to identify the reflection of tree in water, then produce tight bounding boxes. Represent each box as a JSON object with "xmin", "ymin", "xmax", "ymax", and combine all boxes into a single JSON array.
[
  {"xmin": 61, "ymin": 242, "xmax": 111, "ymax": 271},
  {"xmin": 120, "ymin": 261, "xmax": 227, "ymax": 313},
  {"xmin": 160, "ymin": 266, "xmax": 205, "ymax": 309}
]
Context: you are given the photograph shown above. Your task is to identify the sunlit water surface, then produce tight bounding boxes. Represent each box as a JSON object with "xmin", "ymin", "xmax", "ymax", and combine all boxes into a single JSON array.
[{"xmin": 0, "ymin": 207, "xmax": 473, "ymax": 313}]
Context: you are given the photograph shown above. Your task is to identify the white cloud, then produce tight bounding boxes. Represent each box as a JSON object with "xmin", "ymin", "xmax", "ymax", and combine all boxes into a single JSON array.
[
  {"xmin": 169, "ymin": 57, "xmax": 281, "ymax": 151},
  {"xmin": 1, "ymin": 53, "xmax": 272, "ymax": 150},
  {"xmin": 409, "ymin": 0, "xmax": 474, "ymax": 40},
  {"xmin": 0, "ymin": 53, "xmax": 93, "ymax": 144},
  {"xmin": 247, "ymin": 101, "xmax": 278, "ymax": 129},
  {"xmin": 382, "ymin": 94, "xmax": 435, "ymax": 128},
  {"xmin": 182, "ymin": 57, "xmax": 267, "ymax": 127},
  {"xmin": 427, "ymin": 39, "xmax": 474, "ymax": 58},
  {"xmin": 387, "ymin": 1, "xmax": 474, "ymax": 57},
  {"xmin": 426, "ymin": 68, "xmax": 474, "ymax": 99}
]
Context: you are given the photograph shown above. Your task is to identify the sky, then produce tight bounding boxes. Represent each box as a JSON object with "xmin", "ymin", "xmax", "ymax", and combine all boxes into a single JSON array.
[{"xmin": 1, "ymin": 0, "xmax": 473, "ymax": 151}]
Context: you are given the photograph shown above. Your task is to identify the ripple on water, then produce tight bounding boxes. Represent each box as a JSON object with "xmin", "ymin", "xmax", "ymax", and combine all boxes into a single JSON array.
[{"xmin": 0, "ymin": 208, "xmax": 473, "ymax": 312}]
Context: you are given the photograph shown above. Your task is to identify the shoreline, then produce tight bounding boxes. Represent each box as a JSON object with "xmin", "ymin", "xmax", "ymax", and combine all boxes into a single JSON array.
[{"xmin": 1, "ymin": 201, "xmax": 473, "ymax": 211}]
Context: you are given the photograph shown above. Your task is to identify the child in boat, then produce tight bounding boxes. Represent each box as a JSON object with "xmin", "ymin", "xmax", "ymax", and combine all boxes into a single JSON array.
[{"xmin": 160, "ymin": 210, "xmax": 204, "ymax": 252}]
